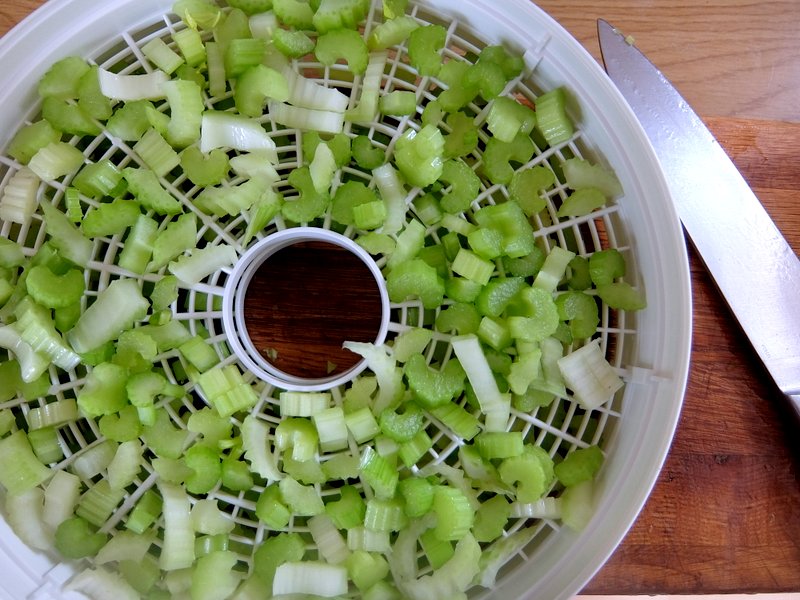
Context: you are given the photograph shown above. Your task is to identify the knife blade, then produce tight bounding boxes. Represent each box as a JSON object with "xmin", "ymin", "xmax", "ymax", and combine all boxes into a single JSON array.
[{"xmin": 597, "ymin": 19, "xmax": 800, "ymax": 421}]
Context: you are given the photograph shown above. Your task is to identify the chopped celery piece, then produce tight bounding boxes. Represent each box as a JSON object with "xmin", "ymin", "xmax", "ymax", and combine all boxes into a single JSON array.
[
  {"xmin": 225, "ymin": 38, "xmax": 268, "ymax": 78},
  {"xmin": 408, "ymin": 25, "xmax": 447, "ymax": 77},
  {"xmin": 557, "ymin": 339, "xmax": 623, "ymax": 409},
  {"xmin": 82, "ymin": 198, "xmax": 141, "ymax": 238},
  {"xmin": 273, "ymin": 561, "xmax": 348, "ymax": 597},
  {"xmin": 385, "ymin": 258, "xmax": 444, "ymax": 309},
  {"xmin": 142, "ymin": 38, "xmax": 184, "ymax": 75},
  {"xmin": 270, "ymin": 101, "xmax": 345, "ymax": 136},
  {"xmin": 316, "ymin": 29, "xmax": 369, "ymax": 75},
  {"xmin": 29, "ymin": 141, "xmax": 83, "ymax": 181},
  {"xmin": 40, "ymin": 202, "xmax": 93, "ymax": 267},
  {"xmin": 7, "ymin": 120, "xmax": 60, "ymax": 165},
  {"xmin": 273, "ymin": 0, "xmax": 315, "ymax": 29},
  {"xmin": 432, "ymin": 485, "xmax": 474, "ymax": 541},
  {"xmin": 68, "ymin": 278, "xmax": 149, "ymax": 354},
  {"xmin": 562, "ymin": 157, "xmax": 623, "ymax": 198},
  {"xmin": 133, "ymin": 128, "xmax": 181, "ymax": 177},
  {"xmin": 394, "ymin": 124, "xmax": 444, "ymax": 189},
  {"xmin": 509, "ymin": 165, "xmax": 554, "ymax": 216},
  {"xmin": 557, "ymin": 187, "xmax": 607, "ymax": 218},
  {"xmin": 589, "ymin": 248, "xmax": 626, "ymax": 286},
  {"xmin": 168, "ymin": 244, "xmax": 237, "ymax": 285},
  {"xmin": 443, "ymin": 111, "xmax": 479, "ymax": 159},
  {"xmin": 555, "ymin": 445, "xmax": 605, "ymax": 487},
  {"xmin": 451, "ymin": 334, "xmax": 510, "ymax": 431},
  {"xmin": 360, "ymin": 446, "xmax": 398, "ymax": 499},
  {"xmin": 596, "ymin": 281, "xmax": 646, "ymax": 311},
  {"xmin": 0, "ymin": 167, "xmax": 40, "ymax": 225},
  {"xmin": 368, "ymin": 16, "xmax": 419, "ymax": 51},
  {"xmin": 451, "ymin": 248, "xmax": 494, "ymax": 285},
  {"xmin": 556, "ymin": 291, "xmax": 599, "ymax": 340},
  {"xmin": 313, "ymin": 0, "xmax": 370, "ymax": 33},
  {"xmin": 25, "ymin": 265, "xmax": 84, "ymax": 309},
  {"xmin": 535, "ymin": 87, "xmax": 574, "ymax": 146},
  {"xmin": 379, "ymin": 90, "xmax": 416, "ymax": 116},
  {"xmin": 438, "ymin": 158, "xmax": 480, "ymax": 214},
  {"xmin": 404, "ymin": 354, "xmax": 465, "ymax": 409},
  {"xmin": 499, "ymin": 446, "xmax": 555, "ymax": 503},
  {"xmin": 27, "ymin": 398, "xmax": 78, "ymax": 430},
  {"xmin": 159, "ymin": 481, "xmax": 196, "ymax": 570},
  {"xmin": 487, "ymin": 96, "xmax": 536, "ymax": 144},
  {"xmin": 481, "ymin": 132, "xmax": 535, "ymax": 186},
  {"xmin": 346, "ymin": 51, "xmax": 387, "ymax": 124},
  {"xmin": 54, "ymin": 516, "xmax": 108, "ymax": 559},
  {"xmin": 201, "ymin": 111, "xmax": 278, "ymax": 158}
]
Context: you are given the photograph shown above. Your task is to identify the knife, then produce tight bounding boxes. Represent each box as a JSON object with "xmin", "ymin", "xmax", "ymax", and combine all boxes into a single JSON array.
[{"xmin": 597, "ymin": 19, "xmax": 800, "ymax": 422}]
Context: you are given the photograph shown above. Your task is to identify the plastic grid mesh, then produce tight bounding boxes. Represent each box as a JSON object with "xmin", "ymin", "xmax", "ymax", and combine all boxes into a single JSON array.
[{"xmin": 0, "ymin": 0, "xmax": 640, "ymax": 593}]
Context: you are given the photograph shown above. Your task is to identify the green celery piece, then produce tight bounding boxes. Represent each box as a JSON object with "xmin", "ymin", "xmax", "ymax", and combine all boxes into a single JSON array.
[
  {"xmin": 180, "ymin": 146, "xmax": 230, "ymax": 187},
  {"xmin": 221, "ymin": 457, "xmax": 254, "ymax": 492},
  {"xmin": 72, "ymin": 160, "xmax": 125, "ymax": 198},
  {"xmin": 557, "ymin": 187, "xmax": 607, "ymax": 218},
  {"xmin": 486, "ymin": 96, "xmax": 536, "ymax": 144},
  {"xmin": 435, "ymin": 302, "xmax": 481, "ymax": 335},
  {"xmin": 225, "ymin": 38, "xmax": 268, "ymax": 79},
  {"xmin": 436, "ymin": 61, "xmax": 478, "ymax": 113},
  {"xmin": 471, "ymin": 494, "xmax": 510, "ymax": 543},
  {"xmin": 214, "ymin": 8, "xmax": 251, "ymax": 55},
  {"xmin": 273, "ymin": 0, "xmax": 315, "ymax": 29},
  {"xmin": 163, "ymin": 79, "xmax": 204, "ymax": 148},
  {"xmin": 404, "ymin": 354, "xmax": 465, "ymax": 409},
  {"xmin": 398, "ymin": 477, "xmax": 434, "ymax": 518},
  {"xmin": 347, "ymin": 550, "xmax": 390, "ymax": 592},
  {"xmin": 331, "ymin": 181, "xmax": 378, "ymax": 226},
  {"xmin": 352, "ymin": 199, "xmax": 387, "ymax": 229},
  {"xmin": 555, "ymin": 291, "xmax": 599, "ymax": 340},
  {"xmin": 275, "ymin": 417, "xmax": 318, "ymax": 462},
  {"xmin": 367, "ymin": 15, "xmax": 419, "ymax": 51},
  {"xmin": 179, "ymin": 335, "xmax": 220, "ymax": 372},
  {"xmin": 385, "ymin": 258, "xmax": 444, "ymax": 309},
  {"xmin": 123, "ymin": 167, "xmax": 183, "ymax": 215},
  {"xmin": 567, "ymin": 255, "xmax": 592, "ymax": 290},
  {"xmin": 499, "ymin": 446, "xmax": 555, "ymax": 503},
  {"xmin": 279, "ymin": 476, "xmax": 324, "ymax": 516},
  {"xmin": 142, "ymin": 38, "xmax": 184, "ymax": 75},
  {"xmin": 480, "ymin": 45, "xmax": 525, "ymax": 80},
  {"xmin": 503, "ymin": 245, "xmax": 545, "ymax": 278},
  {"xmin": 149, "ymin": 212, "xmax": 197, "ymax": 271},
  {"xmin": 391, "ymin": 327, "xmax": 434, "ymax": 362},
  {"xmin": 313, "ymin": 0, "xmax": 370, "ymax": 33},
  {"xmin": 432, "ymin": 485, "xmax": 474, "ymax": 541},
  {"xmin": 476, "ymin": 277, "xmax": 526, "ymax": 318},
  {"xmin": 420, "ymin": 528, "xmax": 454, "ymax": 569},
  {"xmin": 398, "ymin": 428, "xmax": 432, "ymax": 467},
  {"xmin": 509, "ymin": 165, "xmax": 554, "ymax": 216},
  {"xmin": 408, "ymin": 24, "xmax": 447, "ymax": 77},
  {"xmin": 464, "ymin": 61, "xmax": 506, "ymax": 102},
  {"xmin": 272, "ymin": 28, "xmax": 315, "ymax": 59},
  {"xmin": 7, "ymin": 120, "xmax": 60, "ymax": 165},
  {"xmin": 77, "ymin": 65, "xmax": 113, "ymax": 121},
  {"xmin": 99, "ymin": 405, "xmax": 143, "ymax": 442},
  {"xmin": 302, "ymin": 132, "xmax": 351, "ymax": 168},
  {"xmin": 118, "ymin": 215, "xmax": 158, "ymax": 274},
  {"xmin": 173, "ymin": 27, "xmax": 207, "ymax": 67},
  {"xmin": 142, "ymin": 410, "xmax": 189, "ymax": 460},
  {"xmin": 443, "ymin": 111, "xmax": 478, "ymax": 158},
  {"xmin": 235, "ymin": 64, "xmax": 288, "ymax": 117},
  {"xmin": 54, "ymin": 516, "xmax": 108, "ymax": 559},
  {"xmin": 82, "ymin": 199, "xmax": 142, "ymax": 238},
  {"xmin": 359, "ymin": 446, "xmax": 398, "ymax": 499},
  {"xmin": 474, "ymin": 200, "xmax": 535, "ymax": 258},
  {"xmin": 477, "ymin": 315, "xmax": 511, "ymax": 350},
  {"xmin": 28, "ymin": 141, "xmax": 83, "ymax": 181},
  {"xmin": 379, "ymin": 90, "xmax": 417, "ymax": 117},
  {"xmin": 25, "ymin": 265, "xmax": 84, "ymax": 309},
  {"xmin": 183, "ymin": 444, "xmax": 221, "ymax": 494},
  {"xmin": 253, "ymin": 533, "xmax": 305, "ymax": 591},
  {"xmin": 555, "ymin": 445, "xmax": 604, "ymax": 487},
  {"xmin": 363, "ymin": 497, "xmax": 407, "ymax": 532},
  {"xmin": 132, "ymin": 128, "xmax": 181, "ymax": 177},
  {"xmin": 394, "ymin": 124, "xmax": 445, "ymax": 189},
  {"xmin": 451, "ymin": 248, "xmax": 494, "ymax": 285},
  {"xmin": 382, "ymin": 0, "xmax": 408, "ymax": 19},
  {"xmin": 438, "ymin": 159, "xmax": 480, "ymax": 214},
  {"xmin": 281, "ymin": 166, "xmax": 330, "ymax": 223},
  {"xmin": 106, "ymin": 101, "xmax": 155, "ymax": 141},
  {"xmin": 535, "ymin": 87, "xmax": 574, "ymax": 147},
  {"xmin": 226, "ymin": 0, "xmax": 274, "ymax": 14},
  {"xmin": 243, "ymin": 190, "xmax": 284, "ymax": 246},
  {"xmin": 38, "ymin": 56, "xmax": 90, "ymax": 99},
  {"xmin": 507, "ymin": 287, "xmax": 559, "ymax": 343},
  {"xmin": 562, "ymin": 157, "xmax": 623, "ymax": 198},
  {"xmin": 150, "ymin": 274, "xmax": 179, "ymax": 312},
  {"xmin": 379, "ymin": 403, "xmax": 424, "ymax": 443},
  {"xmin": 412, "ymin": 193, "xmax": 442, "ymax": 226},
  {"xmin": 475, "ymin": 431, "xmax": 523, "ymax": 460},
  {"xmin": 421, "ymin": 99, "xmax": 444, "ymax": 127},
  {"xmin": 481, "ymin": 132, "xmax": 535, "ymax": 186},
  {"xmin": 325, "ymin": 485, "xmax": 366, "ymax": 529},
  {"xmin": 77, "ymin": 362, "xmax": 129, "ymax": 417},
  {"xmin": 467, "ymin": 226, "xmax": 504, "ymax": 260},
  {"xmin": 315, "ymin": 29, "xmax": 369, "ymax": 75},
  {"xmin": 41, "ymin": 96, "xmax": 100, "ymax": 136},
  {"xmin": 125, "ymin": 489, "xmax": 162, "ymax": 534},
  {"xmin": 596, "ymin": 281, "xmax": 646, "ymax": 311},
  {"xmin": 0, "ymin": 430, "xmax": 52, "ymax": 494},
  {"xmin": 588, "ymin": 248, "xmax": 626, "ymax": 286}
]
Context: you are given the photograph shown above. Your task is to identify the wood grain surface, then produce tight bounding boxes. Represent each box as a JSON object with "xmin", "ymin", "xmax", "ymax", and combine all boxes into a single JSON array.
[{"xmin": 2, "ymin": 1, "xmax": 799, "ymax": 596}]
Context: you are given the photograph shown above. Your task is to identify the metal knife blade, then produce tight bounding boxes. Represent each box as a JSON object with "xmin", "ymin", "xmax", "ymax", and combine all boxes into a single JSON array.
[{"xmin": 597, "ymin": 19, "xmax": 800, "ymax": 420}]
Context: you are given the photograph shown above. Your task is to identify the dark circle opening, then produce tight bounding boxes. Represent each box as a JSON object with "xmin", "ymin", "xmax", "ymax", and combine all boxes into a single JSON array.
[{"xmin": 242, "ymin": 240, "xmax": 384, "ymax": 380}]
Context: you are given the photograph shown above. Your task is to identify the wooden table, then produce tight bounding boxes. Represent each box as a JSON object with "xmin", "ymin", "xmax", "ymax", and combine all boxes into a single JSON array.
[{"xmin": 2, "ymin": 0, "xmax": 799, "ymax": 596}]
